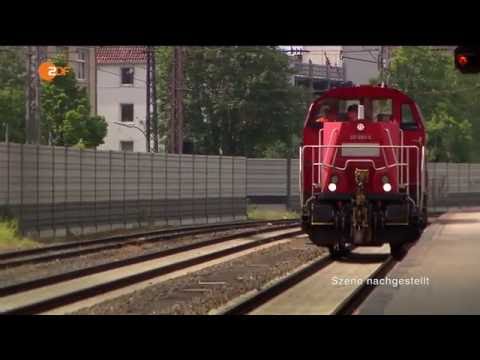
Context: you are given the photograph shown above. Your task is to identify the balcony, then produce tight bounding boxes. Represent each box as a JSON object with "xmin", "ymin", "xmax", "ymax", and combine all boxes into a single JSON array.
[{"xmin": 291, "ymin": 61, "xmax": 345, "ymax": 81}]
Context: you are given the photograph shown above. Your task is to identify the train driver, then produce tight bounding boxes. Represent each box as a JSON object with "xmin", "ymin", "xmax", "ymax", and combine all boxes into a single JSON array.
[
  {"xmin": 347, "ymin": 104, "xmax": 359, "ymax": 121},
  {"xmin": 314, "ymin": 104, "xmax": 334, "ymax": 124}
]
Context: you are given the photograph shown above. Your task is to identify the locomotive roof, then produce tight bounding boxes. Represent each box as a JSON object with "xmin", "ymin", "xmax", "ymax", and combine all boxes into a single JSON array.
[{"xmin": 316, "ymin": 85, "xmax": 413, "ymax": 102}]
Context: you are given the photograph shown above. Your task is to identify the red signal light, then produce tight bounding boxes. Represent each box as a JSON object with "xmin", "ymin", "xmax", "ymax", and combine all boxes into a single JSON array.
[
  {"xmin": 457, "ymin": 54, "xmax": 469, "ymax": 66},
  {"xmin": 455, "ymin": 47, "xmax": 480, "ymax": 74}
]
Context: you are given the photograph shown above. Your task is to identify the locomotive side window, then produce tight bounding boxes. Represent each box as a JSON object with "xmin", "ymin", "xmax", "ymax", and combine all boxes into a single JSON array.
[{"xmin": 401, "ymin": 104, "xmax": 418, "ymax": 130}]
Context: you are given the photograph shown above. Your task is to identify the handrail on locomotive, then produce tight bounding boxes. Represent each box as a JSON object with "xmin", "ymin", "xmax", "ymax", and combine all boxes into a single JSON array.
[{"xmin": 300, "ymin": 125, "xmax": 426, "ymax": 206}]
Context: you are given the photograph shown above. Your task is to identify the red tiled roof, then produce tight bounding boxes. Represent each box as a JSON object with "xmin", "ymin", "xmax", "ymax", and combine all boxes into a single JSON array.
[{"xmin": 96, "ymin": 46, "xmax": 147, "ymax": 64}]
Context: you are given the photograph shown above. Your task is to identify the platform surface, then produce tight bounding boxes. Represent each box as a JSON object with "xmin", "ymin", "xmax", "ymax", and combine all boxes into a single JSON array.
[{"xmin": 358, "ymin": 210, "xmax": 480, "ymax": 315}]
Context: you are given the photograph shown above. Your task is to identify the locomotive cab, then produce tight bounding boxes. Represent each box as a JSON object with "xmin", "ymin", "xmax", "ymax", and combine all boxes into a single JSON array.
[{"xmin": 300, "ymin": 85, "xmax": 427, "ymax": 259}]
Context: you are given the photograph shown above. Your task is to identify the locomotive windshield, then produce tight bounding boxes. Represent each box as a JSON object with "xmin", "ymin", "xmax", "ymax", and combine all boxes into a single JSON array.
[{"xmin": 310, "ymin": 97, "xmax": 393, "ymax": 126}]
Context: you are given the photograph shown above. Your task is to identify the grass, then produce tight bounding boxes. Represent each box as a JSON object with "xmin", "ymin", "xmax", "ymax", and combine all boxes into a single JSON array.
[
  {"xmin": 0, "ymin": 219, "xmax": 39, "ymax": 251},
  {"xmin": 0, "ymin": 207, "xmax": 299, "ymax": 250},
  {"xmin": 247, "ymin": 205, "xmax": 299, "ymax": 221}
]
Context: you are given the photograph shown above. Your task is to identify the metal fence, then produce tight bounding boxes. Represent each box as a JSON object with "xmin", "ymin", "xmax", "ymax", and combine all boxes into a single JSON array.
[
  {"xmin": 2, "ymin": 141, "xmax": 480, "ymax": 239},
  {"xmin": 427, "ymin": 162, "xmax": 480, "ymax": 212},
  {"xmin": 0, "ymin": 143, "xmax": 247, "ymax": 238},
  {"xmin": 246, "ymin": 158, "xmax": 300, "ymax": 210},
  {"xmin": 246, "ymin": 158, "xmax": 480, "ymax": 213}
]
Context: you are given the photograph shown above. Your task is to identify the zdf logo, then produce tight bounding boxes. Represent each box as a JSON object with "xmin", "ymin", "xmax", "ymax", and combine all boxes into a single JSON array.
[{"xmin": 38, "ymin": 61, "xmax": 71, "ymax": 82}]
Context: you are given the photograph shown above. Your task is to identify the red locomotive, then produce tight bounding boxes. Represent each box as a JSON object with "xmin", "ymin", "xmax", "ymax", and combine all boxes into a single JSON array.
[{"xmin": 300, "ymin": 85, "xmax": 428, "ymax": 259}]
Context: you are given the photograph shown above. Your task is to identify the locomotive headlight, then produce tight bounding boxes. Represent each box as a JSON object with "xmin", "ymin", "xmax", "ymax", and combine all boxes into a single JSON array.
[
  {"xmin": 328, "ymin": 183, "xmax": 337, "ymax": 192},
  {"xmin": 383, "ymin": 183, "xmax": 392, "ymax": 192},
  {"xmin": 330, "ymin": 175, "xmax": 339, "ymax": 184},
  {"xmin": 357, "ymin": 123, "xmax": 365, "ymax": 131}
]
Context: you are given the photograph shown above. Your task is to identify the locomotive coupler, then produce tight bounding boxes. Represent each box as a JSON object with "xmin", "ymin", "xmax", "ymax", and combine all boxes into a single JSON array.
[{"xmin": 352, "ymin": 169, "xmax": 369, "ymax": 230}]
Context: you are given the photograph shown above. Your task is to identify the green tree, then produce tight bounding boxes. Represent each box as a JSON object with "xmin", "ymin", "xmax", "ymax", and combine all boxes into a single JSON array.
[
  {"xmin": 157, "ymin": 46, "xmax": 310, "ymax": 157},
  {"xmin": 0, "ymin": 47, "xmax": 26, "ymax": 143},
  {"xmin": 427, "ymin": 104, "xmax": 472, "ymax": 162},
  {"xmin": 259, "ymin": 135, "xmax": 301, "ymax": 158},
  {"xmin": 384, "ymin": 46, "xmax": 480, "ymax": 162},
  {"xmin": 41, "ymin": 58, "xmax": 107, "ymax": 147},
  {"xmin": 155, "ymin": 47, "xmax": 174, "ymax": 150}
]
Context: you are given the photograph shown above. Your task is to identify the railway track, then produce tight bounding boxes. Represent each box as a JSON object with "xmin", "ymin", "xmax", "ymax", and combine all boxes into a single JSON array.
[
  {"xmin": 215, "ymin": 217, "xmax": 442, "ymax": 315},
  {"xmin": 0, "ymin": 224, "xmax": 303, "ymax": 315},
  {"xmin": 2, "ymin": 218, "xmax": 434, "ymax": 315},
  {"xmin": 0, "ymin": 219, "xmax": 298, "ymax": 269},
  {"xmin": 215, "ymin": 246, "xmax": 396, "ymax": 315}
]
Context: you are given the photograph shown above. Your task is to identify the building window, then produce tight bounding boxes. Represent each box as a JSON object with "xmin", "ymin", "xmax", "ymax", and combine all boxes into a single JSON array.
[
  {"xmin": 120, "ymin": 141, "xmax": 134, "ymax": 152},
  {"xmin": 120, "ymin": 104, "xmax": 134, "ymax": 122},
  {"xmin": 121, "ymin": 67, "xmax": 134, "ymax": 85},
  {"xmin": 77, "ymin": 49, "xmax": 87, "ymax": 80}
]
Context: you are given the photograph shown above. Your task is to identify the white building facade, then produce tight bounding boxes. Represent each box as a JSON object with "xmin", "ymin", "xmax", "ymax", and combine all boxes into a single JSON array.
[{"xmin": 96, "ymin": 47, "xmax": 147, "ymax": 152}]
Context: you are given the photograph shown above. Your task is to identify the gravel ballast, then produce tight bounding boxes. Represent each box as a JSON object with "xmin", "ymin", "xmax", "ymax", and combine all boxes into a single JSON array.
[
  {"xmin": 70, "ymin": 235, "xmax": 326, "ymax": 315},
  {"xmin": 0, "ymin": 225, "xmax": 286, "ymax": 288}
]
